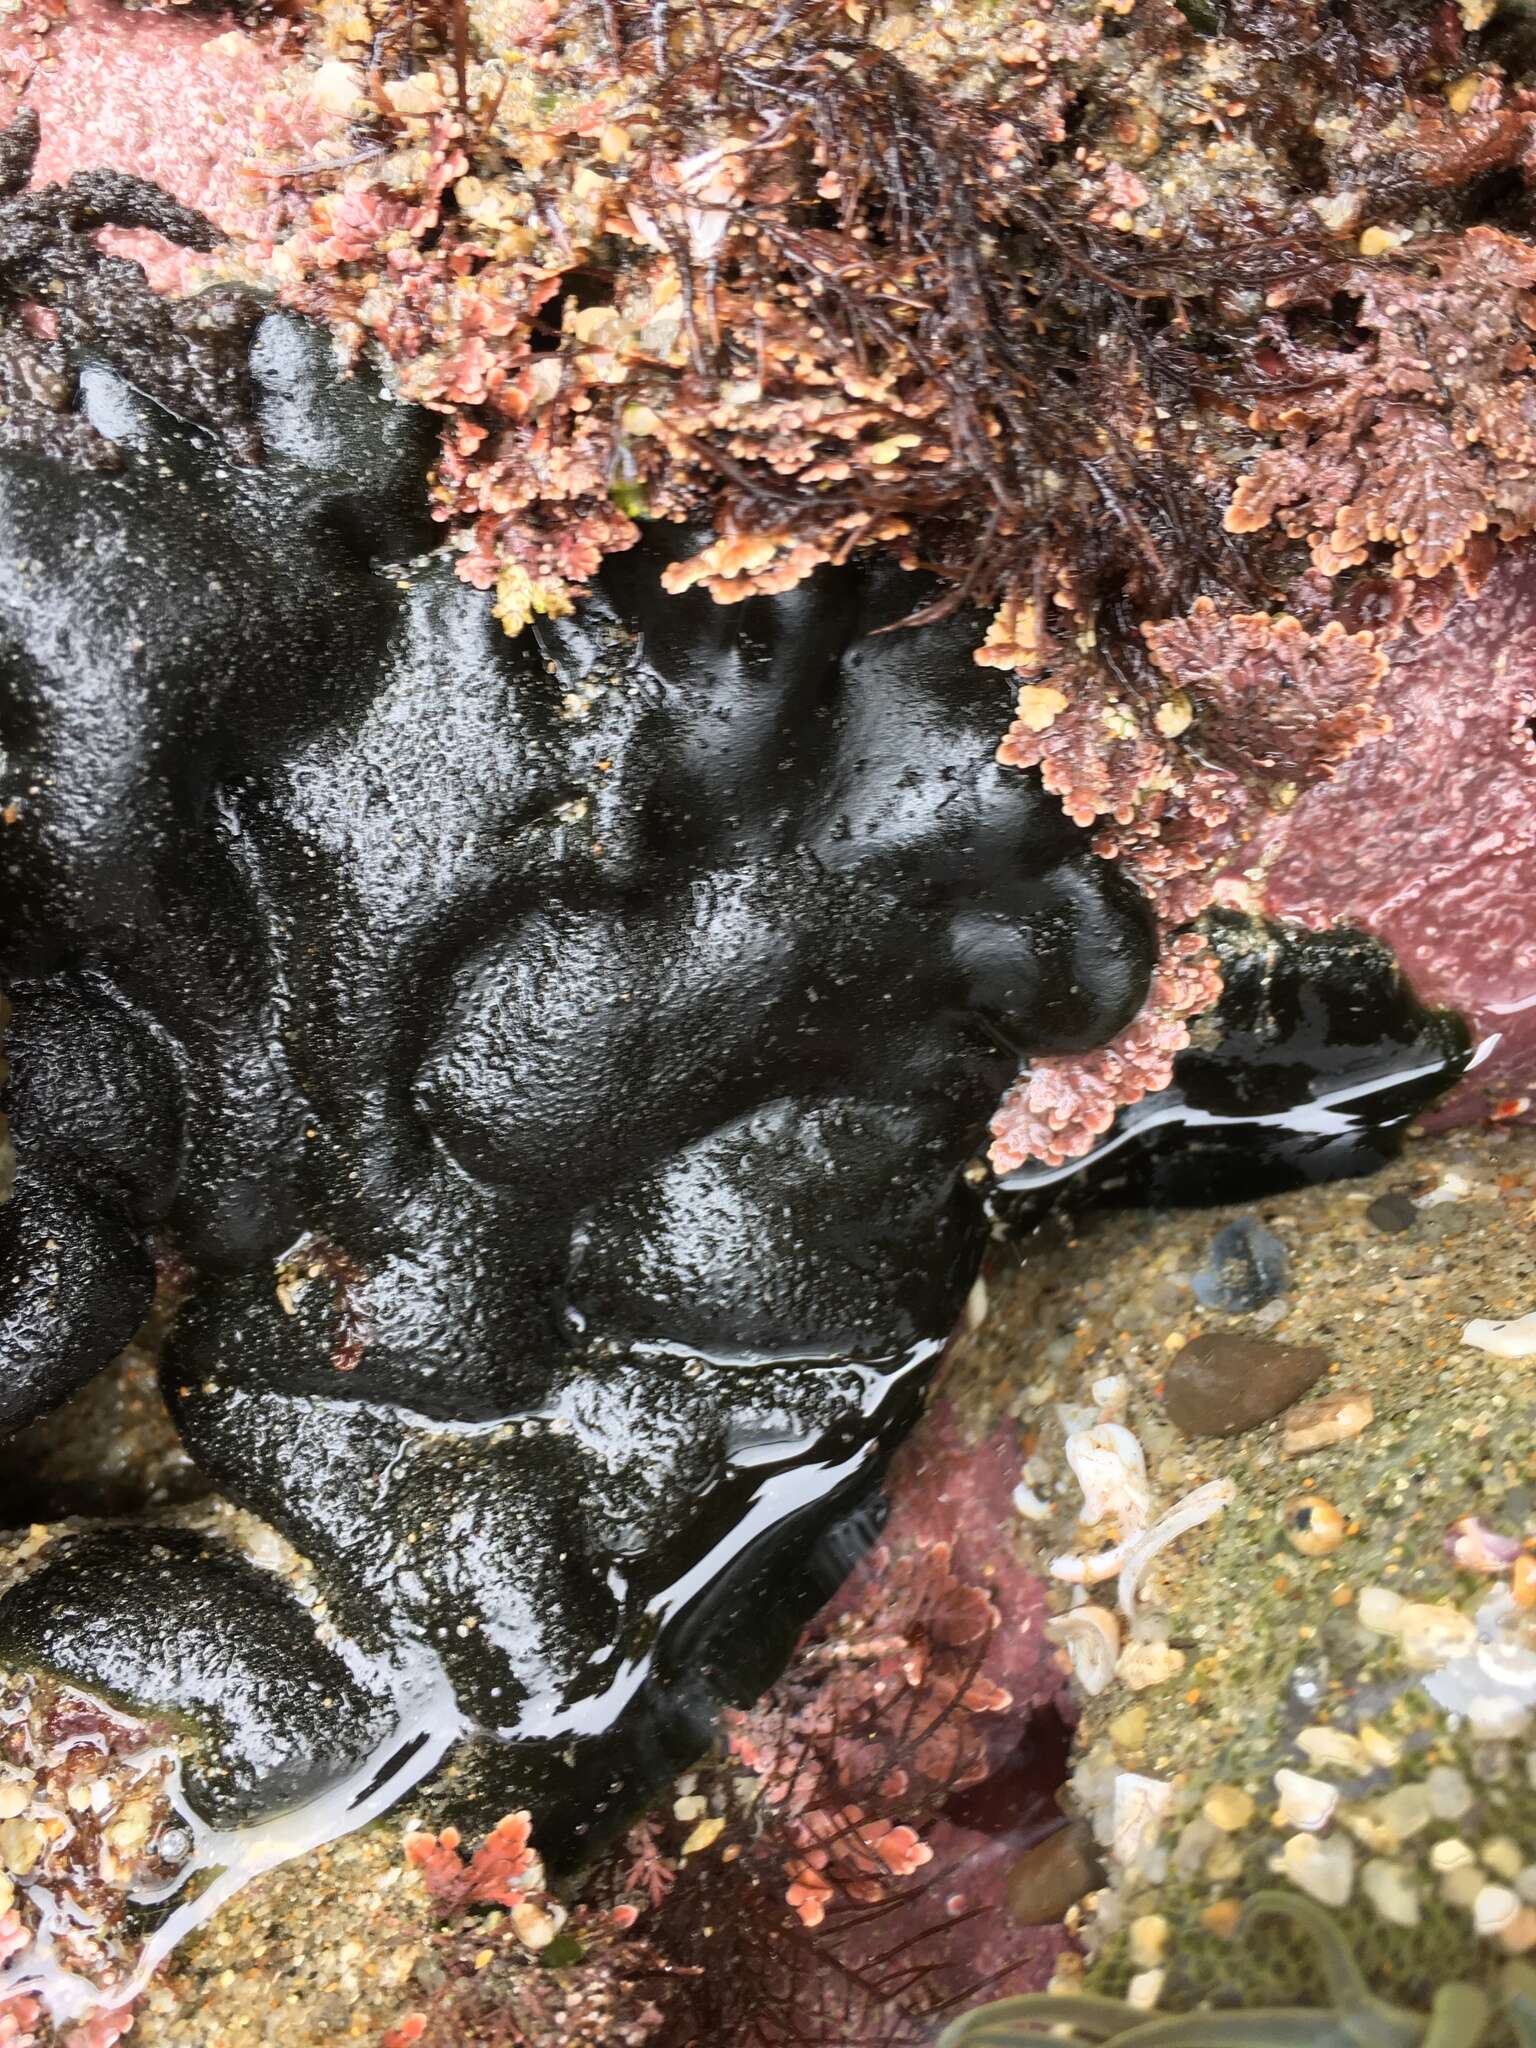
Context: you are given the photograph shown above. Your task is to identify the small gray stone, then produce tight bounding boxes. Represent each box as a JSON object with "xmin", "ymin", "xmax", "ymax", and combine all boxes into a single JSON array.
[
  {"xmin": 1191, "ymin": 1216, "xmax": 1289, "ymax": 1313},
  {"xmin": 1366, "ymin": 1191, "xmax": 1417, "ymax": 1234},
  {"xmin": 1005, "ymin": 1820, "xmax": 1104, "ymax": 1926},
  {"xmin": 1164, "ymin": 1332, "xmax": 1330, "ymax": 1438}
]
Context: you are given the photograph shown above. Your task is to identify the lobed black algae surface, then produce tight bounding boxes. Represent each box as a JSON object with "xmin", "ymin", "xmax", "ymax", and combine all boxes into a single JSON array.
[
  {"xmin": 0, "ymin": 157, "xmax": 1485, "ymax": 2036},
  {"xmin": 0, "ymin": 293, "xmax": 1157, "ymax": 1852},
  {"xmin": 996, "ymin": 911, "xmax": 1472, "ymax": 1214}
]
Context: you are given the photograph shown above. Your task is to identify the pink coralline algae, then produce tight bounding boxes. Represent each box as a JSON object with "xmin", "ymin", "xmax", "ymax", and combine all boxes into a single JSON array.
[
  {"xmin": 0, "ymin": 0, "xmax": 317, "ymax": 290},
  {"xmin": 725, "ymin": 1397, "xmax": 1076, "ymax": 2021},
  {"xmin": 1258, "ymin": 546, "xmax": 1536, "ymax": 1118},
  {"xmin": 726, "ymin": 1541, "xmax": 1013, "ymax": 1933},
  {"xmin": 988, "ymin": 601, "xmax": 1391, "ymax": 1172},
  {"xmin": 991, "ymin": 944, "xmax": 1226, "ymax": 1175},
  {"xmin": 0, "ymin": 1676, "xmax": 188, "ymax": 2044},
  {"xmin": 403, "ymin": 1811, "xmax": 544, "ymax": 1912},
  {"xmin": 0, "ymin": 1998, "xmax": 132, "ymax": 2048},
  {"xmin": 0, "ymin": 1998, "xmax": 41, "ymax": 2048}
]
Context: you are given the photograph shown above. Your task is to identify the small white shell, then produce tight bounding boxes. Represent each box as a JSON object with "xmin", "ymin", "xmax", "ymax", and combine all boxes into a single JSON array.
[
  {"xmin": 1044, "ymin": 1605, "xmax": 1121, "ymax": 1697},
  {"xmin": 1011, "ymin": 1480, "xmax": 1053, "ymax": 1523},
  {"xmin": 1116, "ymin": 1640, "xmax": 1186, "ymax": 1692},
  {"xmin": 1065, "ymin": 1423, "xmax": 1152, "ymax": 1531},
  {"xmin": 1117, "ymin": 1479, "xmax": 1235, "ymax": 1618},
  {"xmin": 1474, "ymin": 1883, "xmax": 1522, "ymax": 1938},
  {"xmin": 1281, "ymin": 1831, "xmax": 1355, "ymax": 1907},
  {"xmin": 1111, "ymin": 1773, "xmax": 1173, "ymax": 1871},
  {"xmin": 1463, "ymin": 1311, "xmax": 1536, "ymax": 1359},
  {"xmin": 1274, "ymin": 1768, "xmax": 1339, "ymax": 1833},
  {"xmin": 1049, "ymin": 1541, "xmax": 1131, "ymax": 1586},
  {"xmin": 1418, "ymin": 1171, "xmax": 1472, "ymax": 1209}
]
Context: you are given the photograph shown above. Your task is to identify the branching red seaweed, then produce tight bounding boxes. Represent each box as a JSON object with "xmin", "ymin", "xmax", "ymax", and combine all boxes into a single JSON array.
[{"xmin": 220, "ymin": 0, "xmax": 1536, "ymax": 1168}]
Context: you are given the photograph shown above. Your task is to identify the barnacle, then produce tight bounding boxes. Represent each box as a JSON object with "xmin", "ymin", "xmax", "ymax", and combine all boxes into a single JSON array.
[{"xmin": 936, "ymin": 1893, "xmax": 1512, "ymax": 2048}]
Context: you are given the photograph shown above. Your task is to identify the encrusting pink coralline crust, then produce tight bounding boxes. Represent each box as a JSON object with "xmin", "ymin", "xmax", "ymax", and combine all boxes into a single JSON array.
[{"xmin": 1259, "ymin": 542, "xmax": 1536, "ymax": 1118}]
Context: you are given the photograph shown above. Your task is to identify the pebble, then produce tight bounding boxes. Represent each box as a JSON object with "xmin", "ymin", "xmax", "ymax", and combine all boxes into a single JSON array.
[
  {"xmin": 1359, "ymin": 1724, "xmax": 1402, "ymax": 1768},
  {"xmin": 1274, "ymin": 1769, "xmax": 1338, "ymax": 1831},
  {"xmin": 0, "ymin": 1818, "xmax": 43, "ymax": 1876},
  {"xmin": 1202, "ymin": 1784, "xmax": 1255, "ymax": 1833},
  {"xmin": 679, "ymin": 1815, "xmax": 725, "ymax": 1856},
  {"xmin": 1281, "ymin": 1390, "xmax": 1374, "ymax": 1456},
  {"xmin": 1162, "ymin": 1333, "xmax": 1328, "ymax": 1439},
  {"xmin": 1376, "ymin": 1784, "xmax": 1433, "ymax": 1842},
  {"xmin": 1358, "ymin": 1586, "xmax": 1406, "ymax": 1634},
  {"xmin": 1484, "ymin": 1837, "xmax": 1525, "ymax": 1881},
  {"xmin": 1005, "ymin": 1821, "xmax": 1104, "ymax": 1926},
  {"xmin": 1126, "ymin": 1969, "xmax": 1166, "ymax": 2011},
  {"xmin": 1295, "ymin": 1725, "xmax": 1368, "ymax": 1772},
  {"xmin": 1432, "ymin": 1839, "xmax": 1477, "ymax": 1874},
  {"xmin": 1366, "ymin": 1191, "xmax": 1417, "ymax": 1234},
  {"xmin": 1109, "ymin": 1705, "xmax": 1149, "ymax": 1754},
  {"xmin": 1427, "ymin": 1765, "xmax": 1475, "ymax": 1821},
  {"xmin": 1116, "ymin": 1640, "xmax": 1187, "ymax": 1692},
  {"xmin": 1174, "ymin": 1816, "xmax": 1221, "ymax": 1876},
  {"xmin": 1190, "ymin": 1217, "xmax": 1290, "ymax": 1313},
  {"xmin": 1474, "ymin": 1883, "xmax": 1522, "ymax": 1937},
  {"xmin": 1281, "ymin": 1831, "xmax": 1355, "ymax": 1906},
  {"xmin": 1128, "ymin": 1914, "xmax": 1169, "ymax": 1967},
  {"xmin": 510, "ymin": 1899, "xmax": 565, "ymax": 1950},
  {"xmin": 1361, "ymin": 1857, "xmax": 1420, "ymax": 1927},
  {"xmin": 1398, "ymin": 1602, "xmax": 1477, "ymax": 1669},
  {"xmin": 1113, "ymin": 1774, "xmax": 1174, "ymax": 1870}
]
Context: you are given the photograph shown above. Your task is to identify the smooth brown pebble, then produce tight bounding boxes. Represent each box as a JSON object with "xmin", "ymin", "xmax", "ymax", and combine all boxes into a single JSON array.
[
  {"xmin": 1005, "ymin": 1820, "xmax": 1104, "ymax": 1926},
  {"xmin": 1163, "ymin": 1332, "xmax": 1329, "ymax": 1438}
]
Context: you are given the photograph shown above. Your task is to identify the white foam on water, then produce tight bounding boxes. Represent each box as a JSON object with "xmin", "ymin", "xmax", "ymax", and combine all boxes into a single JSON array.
[{"xmin": 1, "ymin": 1653, "xmax": 463, "ymax": 2027}]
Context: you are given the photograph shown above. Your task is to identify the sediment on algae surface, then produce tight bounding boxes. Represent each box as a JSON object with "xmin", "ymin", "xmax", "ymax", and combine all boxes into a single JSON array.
[{"xmin": 0, "ymin": 0, "xmax": 1533, "ymax": 2043}]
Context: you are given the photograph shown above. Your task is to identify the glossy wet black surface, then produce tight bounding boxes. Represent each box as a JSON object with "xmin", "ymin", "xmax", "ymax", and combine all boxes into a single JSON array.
[
  {"xmin": 995, "ymin": 911, "xmax": 1471, "ymax": 1219},
  {"xmin": 0, "ymin": 309, "xmax": 1156, "ymax": 1844}
]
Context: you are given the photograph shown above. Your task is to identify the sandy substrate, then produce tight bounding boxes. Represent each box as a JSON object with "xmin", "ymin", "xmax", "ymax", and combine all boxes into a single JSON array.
[{"xmin": 944, "ymin": 1117, "xmax": 1536, "ymax": 2015}]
